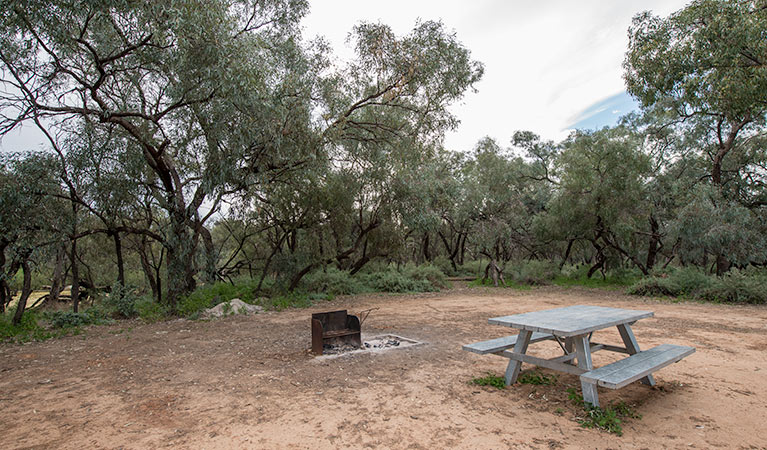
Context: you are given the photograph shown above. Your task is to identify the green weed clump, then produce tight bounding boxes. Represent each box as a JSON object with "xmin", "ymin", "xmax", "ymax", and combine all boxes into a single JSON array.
[
  {"xmin": 471, "ymin": 373, "xmax": 506, "ymax": 389},
  {"xmin": 566, "ymin": 388, "xmax": 641, "ymax": 436},
  {"xmin": 517, "ymin": 370, "xmax": 557, "ymax": 385}
]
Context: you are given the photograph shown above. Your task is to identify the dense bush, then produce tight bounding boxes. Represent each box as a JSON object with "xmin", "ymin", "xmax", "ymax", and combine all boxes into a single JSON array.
[{"xmin": 627, "ymin": 267, "xmax": 767, "ymax": 304}]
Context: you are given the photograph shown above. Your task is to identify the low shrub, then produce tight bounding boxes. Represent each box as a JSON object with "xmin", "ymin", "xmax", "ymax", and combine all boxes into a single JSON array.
[
  {"xmin": 267, "ymin": 291, "xmax": 332, "ymax": 311},
  {"xmin": 403, "ymin": 264, "xmax": 448, "ymax": 289},
  {"xmin": 300, "ymin": 267, "xmax": 365, "ymax": 295},
  {"xmin": 178, "ymin": 279, "xmax": 259, "ymax": 318},
  {"xmin": 628, "ymin": 266, "xmax": 767, "ymax": 304},
  {"xmin": 510, "ymin": 259, "xmax": 560, "ymax": 285},
  {"xmin": 625, "ymin": 277, "xmax": 680, "ymax": 297},
  {"xmin": 359, "ymin": 270, "xmax": 436, "ymax": 293},
  {"xmin": 432, "ymin": 256, "xmax": 457, "ymax": 277},
  {"xmin": 99, "ymin": 283, "xmax": 143, "ymax": 318},
  {"xmin": 42, "ymin": 307, "xmax": 113, "ymax": 329},
  {"xmin": 696, "ymin": 269, "xmax": 767, "ymax": 304},
  {"xmin": 0, "ymin": 311, "xmax": 55, "ymax": 342},
  {"xmin": 135, "ymin": 297, "xmax": 169, "ymax": 322}
]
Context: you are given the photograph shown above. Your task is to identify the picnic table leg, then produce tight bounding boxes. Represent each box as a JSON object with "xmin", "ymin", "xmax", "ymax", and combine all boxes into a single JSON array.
[
  {"xmin": 564, "ymin": 337, "xmax": 575, "ymax": 365},
  {"xmin": 617, "ymin": 323, "xmax": 656, "ymax": 386},
  {"xmin": 575, "ymin": 334, "xmax": 599, "ymax": 407},
  {"xmin": 504, "ymin": 330, "xmax": 532, "ymax": 386}
]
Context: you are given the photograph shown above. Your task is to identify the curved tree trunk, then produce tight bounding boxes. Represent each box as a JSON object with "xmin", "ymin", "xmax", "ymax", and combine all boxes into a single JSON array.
[{"xmin": 12, "ymin": 261, "xmax": 32, "ymax": 325}]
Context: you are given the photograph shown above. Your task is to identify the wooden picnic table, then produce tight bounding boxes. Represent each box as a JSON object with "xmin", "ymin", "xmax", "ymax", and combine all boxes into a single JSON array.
[{"xmin": 464, "ymin": 305, "xmax": 694, "ymax": 407}]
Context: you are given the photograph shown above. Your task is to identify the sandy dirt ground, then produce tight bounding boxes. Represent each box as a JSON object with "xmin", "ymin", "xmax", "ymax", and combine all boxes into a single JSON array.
[{"xmin": 2, "ymin": 285, "xmax": 767, "ymax": 449}]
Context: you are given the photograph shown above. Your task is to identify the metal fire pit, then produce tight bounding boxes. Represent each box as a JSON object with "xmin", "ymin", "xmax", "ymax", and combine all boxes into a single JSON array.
[{"xmin": 311, "ymin": 310, "xmax": 361, "ymax": 355}]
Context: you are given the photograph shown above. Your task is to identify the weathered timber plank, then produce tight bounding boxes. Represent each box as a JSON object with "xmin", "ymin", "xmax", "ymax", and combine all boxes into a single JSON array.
[
  {"xmin": 580, "ymin": 344, "xmax": 695, "ymax": 389},
  {"xmin": 489, "ymin": 305, "xmax": 654, "ymax": 337},
  {"xmin": 462, "ymin": 332, "xmax": 553, "ymax": 355},
  {"xmin": 617, "ymin": 323, "xmax": 655, "ymax": 386},
  {"xmin": 501, "ymin": 350, "xmax": 587, "ymax": 376}
]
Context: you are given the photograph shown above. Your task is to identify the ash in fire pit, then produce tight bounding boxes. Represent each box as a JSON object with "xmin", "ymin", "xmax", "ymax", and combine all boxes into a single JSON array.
[
  {"xmin": 364, "ymin": 337, "xmax": 402, "ymax": 349},
  {"xmin": 315, "ymin": 334, "xmax": 422, "ymax": 358}
]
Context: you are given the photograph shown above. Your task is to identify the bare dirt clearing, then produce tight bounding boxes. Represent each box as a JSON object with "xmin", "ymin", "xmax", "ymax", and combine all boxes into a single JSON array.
[{"xmin": 2, "ymin": 285, "xmax": 766, "ymax": 449}]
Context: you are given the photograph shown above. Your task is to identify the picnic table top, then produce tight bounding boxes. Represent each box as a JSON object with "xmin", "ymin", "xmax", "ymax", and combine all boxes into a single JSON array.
[{"xmin": 488, "ymin": 305, "xmax": 654, "ymax": 337}]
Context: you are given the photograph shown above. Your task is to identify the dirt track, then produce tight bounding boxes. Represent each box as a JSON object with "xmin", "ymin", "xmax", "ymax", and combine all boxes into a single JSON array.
[{"xmin": 2, "ymin": 285, "xmax": 766, "ymax": 449}]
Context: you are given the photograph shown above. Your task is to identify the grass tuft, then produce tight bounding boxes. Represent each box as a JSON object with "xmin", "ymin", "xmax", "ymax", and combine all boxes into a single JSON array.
[
  {"xmin": 566, "ymin": 388, "xmax": 641, "ymax": 436},
  {"xmin": 471, "ymin": 372, "xmax": 506, "ymax": 389}
]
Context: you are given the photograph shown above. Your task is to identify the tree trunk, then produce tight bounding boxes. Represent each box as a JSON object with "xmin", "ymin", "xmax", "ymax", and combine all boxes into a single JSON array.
[
  {"xmin": 288, "ymin": 262, "xmax": 317, "ymax": 292},
  {"xmin": 49, "ymin": 244, "xmax": 66, "ymax": 303},
  {"xmin": 349, "ymin": 255, "xmax": 371, "ymax": 275},
  {"xmin": 12, "ymin": 261, "xmax": 32, "ymax": 325},
  {"xmin": 645, "ymin": 216, "xmax": 661, "ymax": 272},
  {"xmin": 559, "ymin": 239, "xmax": 575, "ymax": 271},
  {"xmin": 715, "ymin": 254, "xmax": 730, "ymax": 277},
  {"xmin": 165, "ymin": 211, "xmax": 197, "ymax": 309},
  {"xmin": 0, "ymin": 241, "xmax": 7, "ymax": 313},
  {"xmin": 490, "ymin": 259, "xmax": 500, "ymax": 287},
  {"xmin": 138, "ymin": 238, "xmax": 160, "ymax": 303},
  {"xmin": 197, "ymin": 225, "xmax": 217, "ymax": 285},
  {"xmin": 70, "ymin": 238, "xmax": 80, "ymax": 313},
  {"xmin": 112, "ymin": 231, "xmax": 125, "ymax": 288}
]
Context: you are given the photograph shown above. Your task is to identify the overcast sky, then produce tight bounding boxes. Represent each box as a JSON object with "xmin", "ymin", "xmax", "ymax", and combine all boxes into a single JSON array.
[
  {"xmin": 0, "ymin": 1, "xmax": 690, "ymax": 154},
  {"xmin": 303, "ymin": 0, "xmax": 690, "ymax": 152}
]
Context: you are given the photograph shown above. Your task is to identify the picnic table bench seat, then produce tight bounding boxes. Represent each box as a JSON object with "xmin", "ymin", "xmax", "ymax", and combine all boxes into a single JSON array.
[
  {"xmin": 580, "ymin": 344, "xmax": 695, "ymax": 389},
  {"xmin": 462, "ymin": 332, "xmax": 554, "ymax": 355}
]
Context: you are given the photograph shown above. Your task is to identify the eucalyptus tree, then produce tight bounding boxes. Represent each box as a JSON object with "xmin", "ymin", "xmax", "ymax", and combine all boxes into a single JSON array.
[
  {"xmin": 541, "ymin": 127, "xmax": 655, "ymax": 277},
  {"xmin": 0, "ymin": 0, "xmax": 325, "ymax": 307},
  {"xmin": 624, "ymin": 0, "xmax": 767, "ymax": 273},
  {"xmin": 459, "ymin": 137, "xmax": 549, "ymax": 285},
  {"xmin": 0, "ymin": 152, "xmax": 62, "ymax": 324}
]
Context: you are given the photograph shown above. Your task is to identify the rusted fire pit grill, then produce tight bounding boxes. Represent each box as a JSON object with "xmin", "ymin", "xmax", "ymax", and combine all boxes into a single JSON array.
[{"xmin": 311, "ymin": 310, "xmax": 361, "ymax": 355}]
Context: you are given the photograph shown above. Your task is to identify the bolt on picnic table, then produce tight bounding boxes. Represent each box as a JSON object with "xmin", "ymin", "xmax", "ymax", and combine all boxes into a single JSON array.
[{"xmin": 463, "ymin": 305, "xmax": 695, "ymax": 407}]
